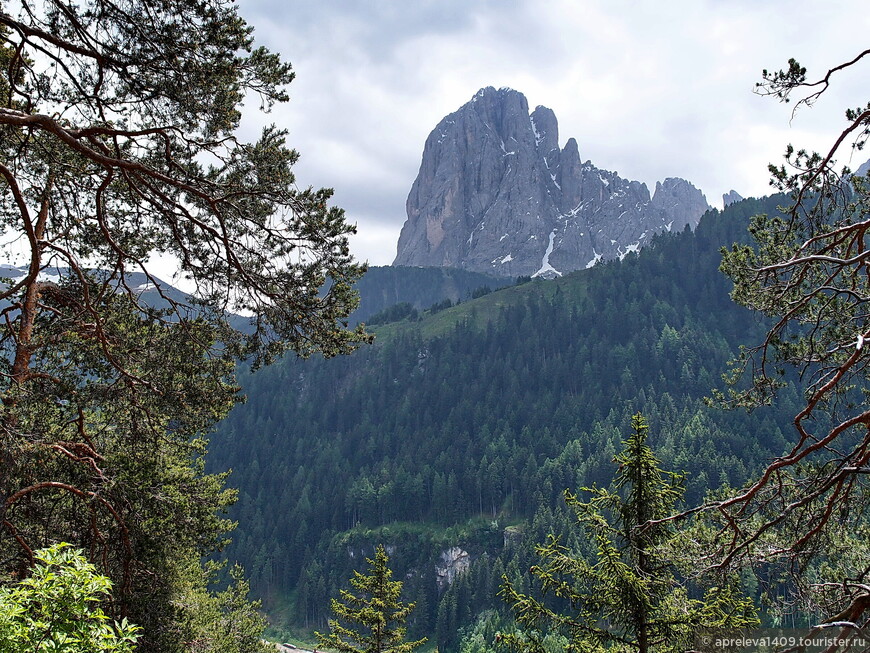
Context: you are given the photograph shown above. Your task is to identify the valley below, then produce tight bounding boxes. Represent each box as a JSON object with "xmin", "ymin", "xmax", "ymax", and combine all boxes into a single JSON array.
[{"xmin": 209, "ymin": 194, "xmax": 805, "ymax": 649}]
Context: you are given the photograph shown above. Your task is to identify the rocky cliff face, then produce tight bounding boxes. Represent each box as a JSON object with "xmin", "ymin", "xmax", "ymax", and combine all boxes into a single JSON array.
[
  {"xmin": 394, "ymin": 87, "xmax": 711, "ymax": 277},
  {"xmin": 722, "ymin": 190, "xmax": 744, "ymax": 206},
  {"xmin": 435, "ymin": 547, "xmax": 471, "ymax": 589}
]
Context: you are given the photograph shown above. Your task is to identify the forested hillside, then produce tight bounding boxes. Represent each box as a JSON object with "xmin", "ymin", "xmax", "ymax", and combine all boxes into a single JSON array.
[
  {"xmin": 348, "ymin": 266, "xmax": 511, "ymax": 325},
  {"xmin": 207, "ymin": 194, "xmax": 803, "ymax": 646}
]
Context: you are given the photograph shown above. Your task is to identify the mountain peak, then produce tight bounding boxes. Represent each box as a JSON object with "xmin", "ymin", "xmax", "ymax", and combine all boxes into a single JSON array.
[
  {"xmin": 395, "ymin": 88, "xmax": 710, "ymax": 276},
  {"xmin": 473, "ymin": 85, "xmax": 520, "ymax": 96}
]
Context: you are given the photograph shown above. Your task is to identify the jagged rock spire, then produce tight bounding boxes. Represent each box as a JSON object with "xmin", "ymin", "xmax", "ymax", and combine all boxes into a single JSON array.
[{"xmin": 395, "ymin": 87, "xmax": 710, "ymax": 277}]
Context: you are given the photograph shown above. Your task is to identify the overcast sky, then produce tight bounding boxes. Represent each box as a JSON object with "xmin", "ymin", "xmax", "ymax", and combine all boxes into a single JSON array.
[{"xmin": 235, "ymin": 0, "xmax": 870, "ymax": 266}]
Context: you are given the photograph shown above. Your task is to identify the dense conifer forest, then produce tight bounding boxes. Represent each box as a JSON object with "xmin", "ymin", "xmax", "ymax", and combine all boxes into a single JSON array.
[{"xmin": 208, "ymin": 194, "xmax": 806, "ymax": 647}]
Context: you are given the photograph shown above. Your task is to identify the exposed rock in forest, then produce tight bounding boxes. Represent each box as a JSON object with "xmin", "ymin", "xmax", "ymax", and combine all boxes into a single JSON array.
[{"xmin": 435, "ymin": 547, "xmax": 471, "ymax": 589}]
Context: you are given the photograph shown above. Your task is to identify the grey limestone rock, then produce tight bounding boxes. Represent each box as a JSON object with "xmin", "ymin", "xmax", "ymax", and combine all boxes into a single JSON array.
[
  {"xmin": 394, "ymin": 87, "xmax": 711, "ymax": 277},
  {"xmin": 435, "ymin": 547, "xmax": 471, "ymax": 589},
  {"xmin": 723, "ymin": 190, "xmax": 744, "ymax": 206}
]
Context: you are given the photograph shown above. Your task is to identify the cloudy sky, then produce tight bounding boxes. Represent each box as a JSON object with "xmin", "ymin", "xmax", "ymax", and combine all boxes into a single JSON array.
[{"xmin": 235, "ymin": 0, "xmax": 870, "ymax": 266}]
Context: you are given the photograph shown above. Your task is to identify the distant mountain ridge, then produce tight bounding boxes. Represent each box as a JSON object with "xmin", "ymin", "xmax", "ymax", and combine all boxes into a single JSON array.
[
  {"xmin": 0, "ymin": 264, "xmax": 188, "ymax": 307},
  {"xmin": 349, "ymin": 266, "xmax": 510, "ymax": 325},
  {"xmin": 0, "ymin": 264, "xmax": 256, "ymax": 331},
  {"xmin": 0, "ymin": 263, "xmax": 510, "ymax": 333},
  {"xmin": 394, "ymin": 86, "xmax": 711, "ymax": 277}
]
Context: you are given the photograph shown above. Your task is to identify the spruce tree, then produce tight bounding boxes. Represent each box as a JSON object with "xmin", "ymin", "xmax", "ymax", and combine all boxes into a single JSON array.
[
  {"xmin": 500, "ymin": 413, "xmax": 757, "ymax": 653},
  {"xmin": 317, "ymin": 545, "xmax": 426, "ymax": 653}
]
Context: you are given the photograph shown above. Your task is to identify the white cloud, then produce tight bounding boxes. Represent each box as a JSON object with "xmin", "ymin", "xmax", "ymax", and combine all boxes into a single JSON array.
[{"xmin": 237, "ymin": 0, "xmax": 870, "ymax": 265}]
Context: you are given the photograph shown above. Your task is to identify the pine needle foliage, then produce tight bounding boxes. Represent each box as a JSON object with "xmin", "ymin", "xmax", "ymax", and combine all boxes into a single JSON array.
[
  {"xmin": 316, "ymin": 545, "xmax": 426, "ymax": 653},
  {"xmin": 500, "ymin": 413, "xmax": 757, "ymax": 653},
  {"xmin": 0, "ymin": 0, "xmax": 369, "ymax": 646}
]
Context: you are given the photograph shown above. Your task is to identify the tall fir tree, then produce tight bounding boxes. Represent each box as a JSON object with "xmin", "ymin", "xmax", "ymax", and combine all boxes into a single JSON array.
[
  {"xmin": 500, "ymin": 413, "xmax": 757, "ymax": 653},
  {"xmin": 317, "ymin": 545, "xmax": 426, "ymax": 653}
]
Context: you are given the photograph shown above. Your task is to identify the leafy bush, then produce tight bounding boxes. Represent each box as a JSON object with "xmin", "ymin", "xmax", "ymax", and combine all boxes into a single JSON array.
[{"xmin": 0, "ymin": 543, "xmax": 140, "ymax": 652}]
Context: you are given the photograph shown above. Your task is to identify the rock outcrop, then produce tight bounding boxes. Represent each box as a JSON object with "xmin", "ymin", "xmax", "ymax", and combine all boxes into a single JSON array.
[
  {"xmin": 394, "ymin": 87, "xmax": 711, "ymax": 277},
  {"xmin": 435, "ymin": 547, "xmax": 471, "ymax": 589},
  {"xmin": 723, "ymin": 190, "xmax": 744, "ymax": 206}
]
